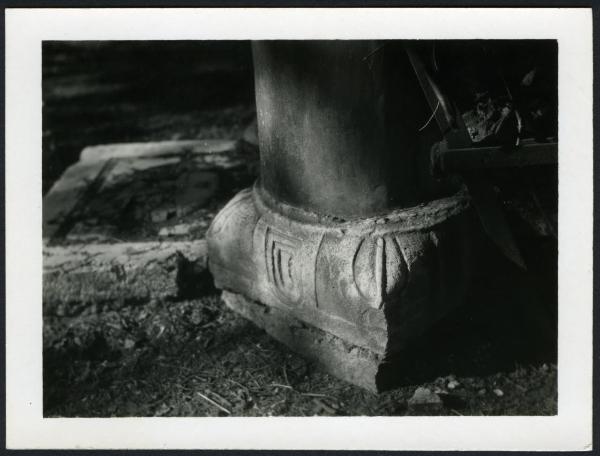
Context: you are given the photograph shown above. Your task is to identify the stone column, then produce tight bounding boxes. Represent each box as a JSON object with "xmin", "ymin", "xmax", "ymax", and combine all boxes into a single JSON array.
[{"xmin": 207, "ymin": 41, "xmax": 475, "ymax": 392}]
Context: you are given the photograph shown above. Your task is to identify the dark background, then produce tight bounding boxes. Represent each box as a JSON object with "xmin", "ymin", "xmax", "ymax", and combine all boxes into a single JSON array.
[{"xmin": 43, "ymin": 40, "xmax": 558, "ymax": 194}]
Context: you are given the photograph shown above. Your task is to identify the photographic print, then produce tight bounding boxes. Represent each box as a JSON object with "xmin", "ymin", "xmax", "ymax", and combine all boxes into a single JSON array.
[
  {"xmin": 5, "ymin": 8, "xmax": 593, "ymax": 451},
  {"xmin": 41, "ymin": 39, "xmax": 559, "ymax": 418}
]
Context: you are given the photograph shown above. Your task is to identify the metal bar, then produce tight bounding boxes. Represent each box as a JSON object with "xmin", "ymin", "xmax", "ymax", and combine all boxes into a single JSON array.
[{"xmin": 438, "ymin": 141, "xmax": 558, "ymax": 173}]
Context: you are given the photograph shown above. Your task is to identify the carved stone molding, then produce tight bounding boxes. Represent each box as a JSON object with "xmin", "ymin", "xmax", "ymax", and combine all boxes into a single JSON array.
[{"xmin": 207, "ymin": 185, "xmax": 475, "ymax": 391}]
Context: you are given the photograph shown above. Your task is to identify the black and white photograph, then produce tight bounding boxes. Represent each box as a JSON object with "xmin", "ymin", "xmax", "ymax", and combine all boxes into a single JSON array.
[
  {"xmin": 41, "ymin": 38, "xmax": 560, "ymax": 417},
  {"xmin": 5, "ymin": 7, "xmax": 593, "ymax": 451}
]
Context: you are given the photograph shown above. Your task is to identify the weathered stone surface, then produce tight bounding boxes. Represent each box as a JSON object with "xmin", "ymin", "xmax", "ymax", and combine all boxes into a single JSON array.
[
  {"xmin": 79, "ymin": 139, "xmax": 240, "ymax": 162},
  {"xmin": 43, "ymin": 140, "xmax": 258, "ymax": 243},
  {"xmin": 43, "ymin": 241, "xmax": 209, "ymax": 310},
  {"xmin": 159, "ymin": 224, "xmax": 192, "ymax": 237},
  {"xmin": 207, "ymin": 185, "xmax": 476, "ymax": 390},
  {"xmin": 43, "ymin": 158, "xmax": 117, "ymax": 241},
  {"xmin": 223, "ymin": 290, "xmax": 382, "ymax": 392}
]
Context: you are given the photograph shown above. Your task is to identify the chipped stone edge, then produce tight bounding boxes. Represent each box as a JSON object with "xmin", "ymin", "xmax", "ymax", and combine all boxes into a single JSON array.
[
  {"xmin": 43, "ymin": 240, "xmax": 208, "ymax": 307},
  {"xmin": 208, "ymin": 185, "xmax": 476, "ymax": 380}
]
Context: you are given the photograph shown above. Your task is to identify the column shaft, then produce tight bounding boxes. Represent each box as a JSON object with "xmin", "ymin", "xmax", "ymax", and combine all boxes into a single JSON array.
[{"xmin": 253, "ymin": 40, "xmax": 427, "ymax": 218}]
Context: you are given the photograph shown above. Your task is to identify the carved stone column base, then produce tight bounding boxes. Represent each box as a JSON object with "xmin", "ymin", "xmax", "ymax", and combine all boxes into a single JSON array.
[{"xmin": 207, "ymin": 186, "xmax": 475, "ymax": 392}]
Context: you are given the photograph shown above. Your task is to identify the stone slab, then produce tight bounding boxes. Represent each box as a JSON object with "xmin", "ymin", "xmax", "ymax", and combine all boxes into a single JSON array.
[
  {"xmin": 43, "ymin": 158, "xmax": 117, "ymax": 241},
  {"xmin": 79, "ymin": 139, "xmax": 240, "ymax": 162},
  {"xmin": 223, "ymin": 290, "xmax": 382, "ymax": 392},
  {"xmin": 43, "ymin": 240, "xmax": 209, "ymax": 312},
  {"xmin": 43, "ymin": 140, "xmax": 259, "ymax": 243}
]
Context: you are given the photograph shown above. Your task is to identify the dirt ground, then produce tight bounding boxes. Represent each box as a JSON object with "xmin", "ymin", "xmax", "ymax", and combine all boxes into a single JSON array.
[
  {"xmin": 43, "ymin": 290, "xmax": 557, "ymax": 417},
  {"xmin": 42, "ymin": 42, "xmax": 557, "ymax": 417}
]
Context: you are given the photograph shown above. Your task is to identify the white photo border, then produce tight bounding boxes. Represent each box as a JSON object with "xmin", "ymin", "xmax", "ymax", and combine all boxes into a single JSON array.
[{"xmin": 5, "ymin": 7, "xmax": 593, "ymax": 450}]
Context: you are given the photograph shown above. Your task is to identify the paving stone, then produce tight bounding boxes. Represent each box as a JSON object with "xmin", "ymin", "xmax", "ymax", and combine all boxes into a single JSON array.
[
  {"xmin": 43, "ymin": 240, "xmax": 208, "ymax": 310},
  {"xmin": 43, "ymin": 159, "xmax": 117, "ymax": 240},
  {"xmin": 79, "ymin": 139, "xmax": 240, "ymax": 162},
  {"xmin": 43, "ymin": 140, "xmax": 258, "ymax": 244}
]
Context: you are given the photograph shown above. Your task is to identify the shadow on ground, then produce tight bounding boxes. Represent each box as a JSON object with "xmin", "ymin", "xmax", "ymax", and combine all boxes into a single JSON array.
[{"xmin": 380, "ymin": 232, "xmax": 557, "ymax": 390}]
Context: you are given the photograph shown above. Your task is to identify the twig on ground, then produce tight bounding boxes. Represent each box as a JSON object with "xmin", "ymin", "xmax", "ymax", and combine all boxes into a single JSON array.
[
  {"xmin": 283, "ymin": 366, "xmax": 290, "ymax": 386},
  {"xmin": 197, "ymin": 391, "xmax": 231, "ymax": 415},
  {"xmin": 271, "ymin": 383, "xmax": 293, "ymax": 390},
  {"xmin": 301, "ymin": 392, "xmax": 331, "ymax": 398},
  {"xmin": 209, "ymin": 391, "xmax": 233, "ymax": 408},
  {"xmin": 270, "ymin": 398, "xmax": 286, "ymax": 409},
  {"xmin": 227, "ymin": 378, "xmax": 250, "ymax": 392}
]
